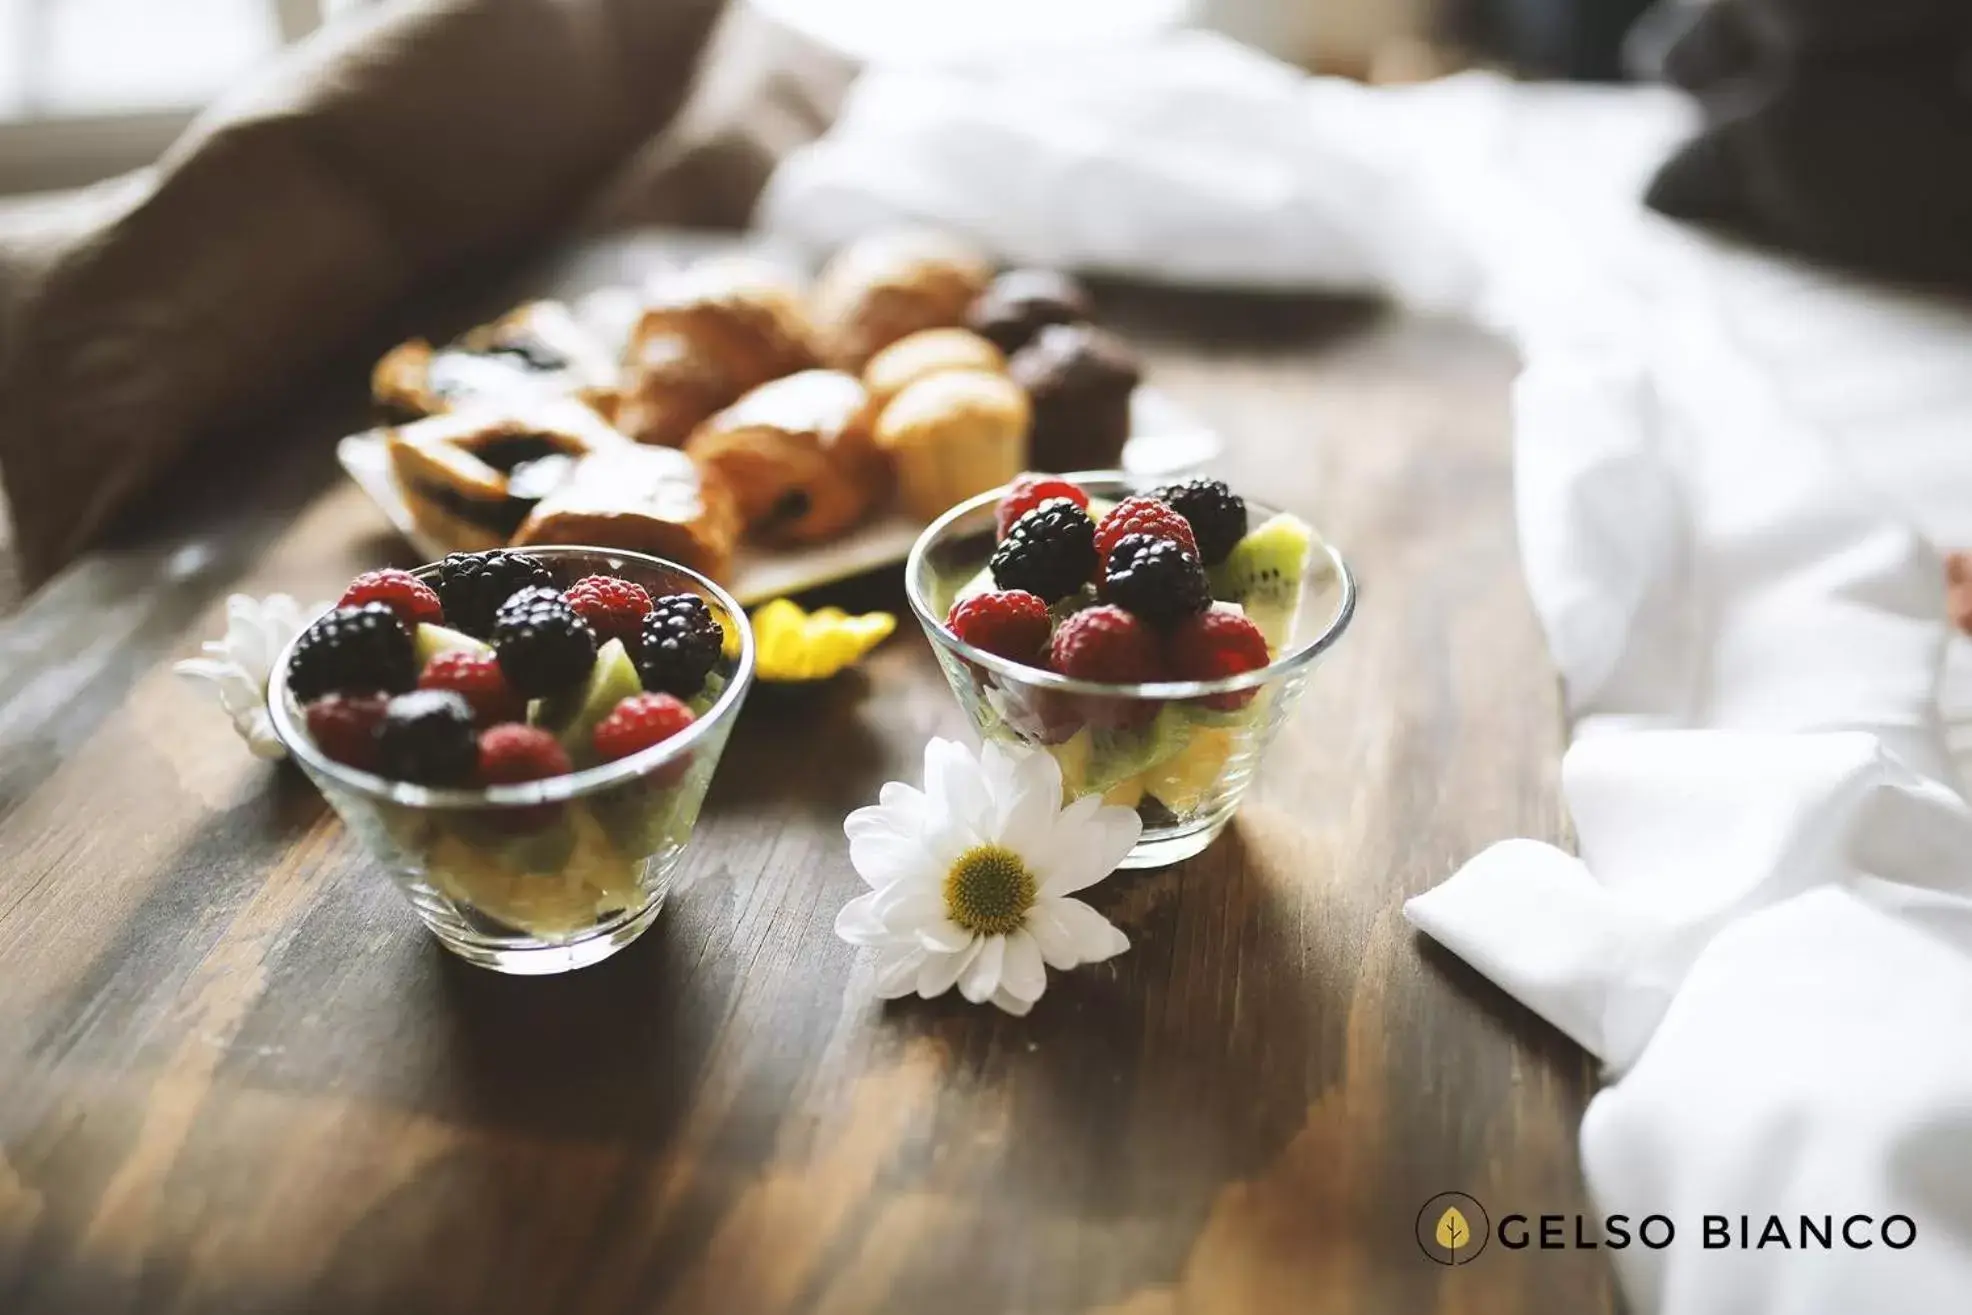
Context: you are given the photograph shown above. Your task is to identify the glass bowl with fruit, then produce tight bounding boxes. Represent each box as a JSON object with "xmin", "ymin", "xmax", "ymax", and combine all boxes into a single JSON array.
[
  {"xmin": 906, "ymin": 473, "xmax": 1355, "ymax": 869},
  {"xmin": 268, "ymin": 546, "xmax": 754, "ymax": 975}
]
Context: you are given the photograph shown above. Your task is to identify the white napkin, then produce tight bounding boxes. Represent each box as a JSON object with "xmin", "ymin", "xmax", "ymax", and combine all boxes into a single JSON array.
[{"xmin": 759, "ymin": 35, "xmax": 1972, "ymax": 1311}]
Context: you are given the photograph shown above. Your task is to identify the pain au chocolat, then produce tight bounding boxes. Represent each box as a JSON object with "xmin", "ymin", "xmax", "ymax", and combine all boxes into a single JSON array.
[
  {"xmin": 513, "ymin": 443, "xmax": 742, "ymax": 583},
  {"xmin": 384, "ymin": 400, "xmax": 630, "ymax": 553},
  {"xmin": 685, "ymin": 369, "xmax": 890, "ymax": 546}
]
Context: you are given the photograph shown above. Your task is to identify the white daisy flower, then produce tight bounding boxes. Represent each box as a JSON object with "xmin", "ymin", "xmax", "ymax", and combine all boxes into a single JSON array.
[
  {"xmin": 173, "ymin": 593, "xmax": 326, "ymax": 760},
  {"xmin": 835, "ymin": 737, "xmax": 1140, "ymax": 1016}
]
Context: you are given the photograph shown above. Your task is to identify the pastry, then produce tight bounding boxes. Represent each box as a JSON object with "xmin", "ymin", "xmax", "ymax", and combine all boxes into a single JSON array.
[
  {"xmin": 1007, "ymin": 323, "xmax": 1141, "ymax": 474},
  {"xmin": 965, "ymin": 269, "xmax": 1092, "ymax": 355},
  {"xmin": 861, "ymin": 328, "xmax": 1005, "ymax": 420},
  {"xmin": 513, "ymin": 444, "xmax": 742, "ymax": 583},
  {"xmin": 385, "ymin": 401, "xmax": 628, "ymax": 551},
  {"xmin": 615, "ymin": 258, "xmax": 817, "ymax": 448},
  {"xmin": 686, "ymin": 369, "xmax": 888, "ymax": 545},
  {"xmin": 809, "ymin": 230, "xmax": 993, "ymax": 371},
  {"xmin": 875, "ymin": 370, "xmax": 1029, "ymax": 520},
  {"xmin": 373, "ymin": 301, "xmax": 618, "ymax": 419}
]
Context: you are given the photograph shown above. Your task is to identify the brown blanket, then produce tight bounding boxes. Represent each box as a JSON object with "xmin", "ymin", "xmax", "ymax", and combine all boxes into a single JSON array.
[{"xmin": 0, "ymin": 0, "xmax": 854, "ymax": 587}]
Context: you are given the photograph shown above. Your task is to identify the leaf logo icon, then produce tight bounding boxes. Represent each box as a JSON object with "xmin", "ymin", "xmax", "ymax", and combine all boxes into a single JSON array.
[
  {"xmin": 1435, "ymin": 1206, "xmax": 1470, "ymax": 1253},
  {"xmin": 1417, "ymin": 1193, "xmax": 1488, "ymax": 1264}
]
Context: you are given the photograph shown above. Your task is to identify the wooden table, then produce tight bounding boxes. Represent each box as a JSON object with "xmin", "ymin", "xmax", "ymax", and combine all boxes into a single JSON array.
[{"xmin": 0, "ymin": 236, "xmax": 1609, "ymax": 1314}]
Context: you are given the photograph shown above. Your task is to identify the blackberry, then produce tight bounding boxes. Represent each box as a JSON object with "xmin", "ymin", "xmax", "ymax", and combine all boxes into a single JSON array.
[
  {"xmin": 1102, "ymin": 533, "xmax": 1210, "ymax": 627},
  {"xmin": 430, "ymin": 549, "xmax": 555, "ymax": 637},
  {"xmin": 1152, "ymin": 477, "xmax": 1247, "ymax": 566},
  {"xmin": 491, "ymin": 586, "xmax": 597, "ymax": 697},
  {"xmin": 284, "ymin": 602, "xmax": 416, "ymax": 701},
  {"xmin": 375, "ymin": 690, "xmax": 479, "ymax": 785},
  {"xmin": 637, "ymin": 593, "xmax": 724, "ymax": 698},
  {"xmin": 989, "ymin": 498, "xmax": 1096, "ymax": 602}
]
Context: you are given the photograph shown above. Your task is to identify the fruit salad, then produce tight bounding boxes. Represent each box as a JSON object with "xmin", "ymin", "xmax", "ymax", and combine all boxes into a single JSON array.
[
  {"xmin": 281, "ymin": 551, "xmax": 739, "ymax": 941},
  {"xmin": 930, "ymin": 473, "xmax": 1325, "ymax": 842}
]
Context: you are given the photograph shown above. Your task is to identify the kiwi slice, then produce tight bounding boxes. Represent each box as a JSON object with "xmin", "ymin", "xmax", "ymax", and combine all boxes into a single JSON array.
[
  {"xmin": 1206, "ymin": 512, "xmax": 1316, "ymax": 651},
  {"xmin": 413, "ymin": 622, "xmax": 491, "ymax": 667},
  {"xmin": 1054, "ymin": 709, "xmax": 1187, "ymax": 799},
  {"xmin": 532, "ymin": 638, "xmax": 643, "ymax": 764}
]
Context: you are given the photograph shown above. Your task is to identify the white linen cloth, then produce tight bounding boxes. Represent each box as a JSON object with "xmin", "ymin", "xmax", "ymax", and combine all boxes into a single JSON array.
[{"xmin": 760, "ymin": 33, "xmax": 1972, "ymax": 1311}]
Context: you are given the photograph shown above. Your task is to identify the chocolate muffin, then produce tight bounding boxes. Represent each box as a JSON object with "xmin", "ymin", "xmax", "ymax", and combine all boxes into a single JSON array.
[
  {"xmin": 1007, "ymin": 322, "xmax": 1141, "ymax": 474},
  {"xmin": 965, "ymin": 270, "xmax": 1093, "ymax": 355}
]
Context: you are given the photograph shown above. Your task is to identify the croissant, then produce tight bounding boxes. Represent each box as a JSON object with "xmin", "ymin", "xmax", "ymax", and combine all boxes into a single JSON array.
[
  {"xmin": 614, "ymin": 258, "xmax": 818, "ymax": 447},
  {"xmin": 809, "ymin": 230, "xmax": 994, "ymax": 372}
]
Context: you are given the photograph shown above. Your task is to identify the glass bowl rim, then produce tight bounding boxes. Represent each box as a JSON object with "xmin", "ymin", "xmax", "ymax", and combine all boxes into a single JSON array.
[
  {"xmin": 904, "ymin": 472, "xmax": 1357, "ymax": 699},
  {"xmin": 267, "ymin": 546, "xmax": 756, "ymax": 809}
]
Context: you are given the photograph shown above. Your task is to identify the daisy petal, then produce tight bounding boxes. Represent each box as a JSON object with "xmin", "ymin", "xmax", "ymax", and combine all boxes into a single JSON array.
[
  {"xmin": 989, "ymin": 984, "xmax": 1037, "ymax": 1017},
  {"xmin": 876, "ymin": 781, "xmax": 929, "ymax": 831},
  {"xmin": 1036, "ymin": 897, "xmax": 1130, "ymax": 967},
  {"xmin": 872, "ymin": 945, "xmax": 929, "ymax": 999},
  {"xmin": 918, "ymin": 939, "xmax": 980, "ymax": 999},
  {"xmin": 834, "ymin": 891, "xmax": 895, "ymax": 945},
  {"xmin": 1042, "ymin": 804, "xmax": 1142, "ymax": 897},
  {"xmin": 1023, "ymin": 900, "xmax": 1083, "ymax": 969},
  {"xmin": 867, "ymin": 879, "xmax": 946, "ymax": 929},
  {"xmin": 958, "ymin": 934, "xmax": 1006, "ymax": 1004},
  {"xmin": 925, "ymin": 738, "xmax": 993, "ymax": 836},
  {"xmin": 994, "ymin": 747, "xmax": 1062, "ymax": 857},
  {"xmin": 848, "ymin": 831, "xmax": 933, "ymax": 890},
  {"xmin": 998, "ymin": 929, "xmax": 1047, "ymax": 1003},
  {"xmin": 917, "ymin": 917, "xmax": 972, "ymax": 952}
]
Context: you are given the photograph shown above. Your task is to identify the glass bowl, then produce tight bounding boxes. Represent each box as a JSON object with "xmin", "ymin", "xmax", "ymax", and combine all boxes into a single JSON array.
[
  {"xmin": 269, "ymin": 547, "xmax": 755, "ymax": 975},
  {"xmin": 905, "ymin": 474, "xmax": 1356, "ymax": 869}
]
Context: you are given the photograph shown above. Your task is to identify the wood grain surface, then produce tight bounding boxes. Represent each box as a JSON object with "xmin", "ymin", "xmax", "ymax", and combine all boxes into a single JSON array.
[{"xmin": 0, "ymin": 241, "xmax": 1608, "ymax": 1315}]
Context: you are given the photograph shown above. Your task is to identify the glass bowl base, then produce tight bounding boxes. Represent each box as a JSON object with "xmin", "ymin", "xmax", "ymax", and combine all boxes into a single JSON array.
[
  {"xmin": 424, "ymin": 895, "xmax": 666, "ymax": 975},
  {"xmin": 1119, "ymin": 812, "xmax": 1234, "ymax": 869}
]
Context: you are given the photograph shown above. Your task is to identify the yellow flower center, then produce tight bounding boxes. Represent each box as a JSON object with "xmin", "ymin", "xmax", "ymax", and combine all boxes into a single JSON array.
[{"xmin": 943, "ymin": 843, "xmax": 1037, "ymax": 937}]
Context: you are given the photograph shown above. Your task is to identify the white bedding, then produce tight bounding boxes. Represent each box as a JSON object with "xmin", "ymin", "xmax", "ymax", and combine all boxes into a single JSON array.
[{"xmin": 759, "ymin": 37, "xmax": 1972, "ymax": 1311}]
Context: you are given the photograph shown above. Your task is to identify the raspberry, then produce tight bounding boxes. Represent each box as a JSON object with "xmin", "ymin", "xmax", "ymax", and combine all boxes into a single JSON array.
[
  {"xmin": 375, "ymin": 689, "xmax": 479, "ymax": 785},
  {"xmin": 1049, "ymin": 604, "xmax": 1164, "ymax": 684},
  {"xmin": 430, "ymin": 549, "xmax": 555, "ymax": 637},
  {"xmin": 563, "ymin": 574, "xmax": 653, "ymax": 645},
  {"xmin": 1151, "ymin": 477, "xmax": 1247, "ymax": 566},
  {"xmin": 338, "ymin": 568, "xmax": 444, "ymax": 629},
  {"xmin": 284, "ymin": 602, "xmax": 417, "ymax": 702},
  {"xmin": 995, "ymin": 472, "xmax": 1091, "ymax": 540},
  {"xmin": 988, "ymin": 498, "xmax": 1096, "ymax": 601},
  {"xmin": 1093, "ymin": 496, "xmax": 1198, "ymax": 580},
  {"xmin": 303, "ymin": 693, "xmax": 389, "ymax": 771},
  {"xmin": 492, "ymin": 586, "xmax": 597, "ymax": 697},
  {"xmin": 637, "ymin": 594, "xmax": 723, "ymax": 698},
  {"xmin": 593, "ymin": 692, "xmax": 697, "ymax": 784},
  {"xmin": 419, "ymin": 648, "xmax": 525, "ymax": 726},
  {"xmin": 1167, "ymin": 608, "xmax": 1271, "ymax": 710},
  {"xmin": 948, "ymin": 590, "xmax": 1051, "ymax": 665},
  {"xmin": 1102, "ymin": 533, "xmax": 1211, "ymax": 628},
  {"xmin": 476, "ymin": 723, "xmax": 573, "ymax": 785}
]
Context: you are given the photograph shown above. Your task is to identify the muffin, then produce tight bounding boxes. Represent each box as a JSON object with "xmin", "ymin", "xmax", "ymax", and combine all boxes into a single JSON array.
[
  {"xmin": 875, "ymin": 370, "xmax": 1030, "ymax": 520},
  {"xmin": 1007, "ymin": 323, "xmax": 1141, "ymax": 474},
  {"xmin": 862, "ymin": 327, "xmax": 1006, "ymax": 420},
  {"xmin": 965, "ymin": 269, "xmax": 1092, "ymax": 355},
  {"xmin": 809, "ymin": 229, "xmax": 994, "ymax": 371}
]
